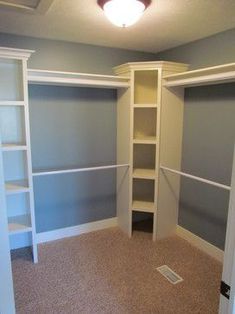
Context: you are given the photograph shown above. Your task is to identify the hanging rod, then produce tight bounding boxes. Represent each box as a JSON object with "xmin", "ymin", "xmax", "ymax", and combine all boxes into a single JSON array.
[
  {"xmin": 160, "ymin": 165, "xmax": 231, "ymax": 191},
  {"xmin": 33, "ymin": 164, "xmax": 129, "ymax": 177}
]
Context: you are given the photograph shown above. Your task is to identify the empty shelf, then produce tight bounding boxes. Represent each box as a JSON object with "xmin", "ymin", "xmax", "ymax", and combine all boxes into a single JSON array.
[
  {"xmin": 133, "ymin": 168, "xmax": 156, "ymax": 179},
  {"xmin": 2, "ymin": 144, "xmax": 27, "ymax": 151},
  {"xmin": 133, "ymin": 103, "xmax": 158, "ymax": 108},
  {"xmin": 5, "ymin": 180, "xmax": 30, "ymax": 195},
  {"xmin": 8, "ymin": 214, "xmax": 32, "ymax": 235},
  {"xmin": 132, "ymin": 201, "xmax": 155, "ymax": 213},
  {"xmin": 133, "ymin": 136, "xmax": 156, "ymax": 144},
  {"xmin": 0, "ymin": 101, "xmax": 25, "ymax": 106}
]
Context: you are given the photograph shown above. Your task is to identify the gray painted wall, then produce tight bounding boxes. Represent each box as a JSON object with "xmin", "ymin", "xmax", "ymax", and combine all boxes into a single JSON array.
[
  {"xmin": 156, "ymin": 28, "xmax": 235, "ymax": 249},
  {"xmin": 0, "ymin": 32, "xmax": 156, "ymax": 74},
  {"xmin": 156, "ymin": 28, "xmax": 235, "ymax": 69},
  {"xmin": 29, "ymin": 85, "xmax": 117, "ymax": 233}
]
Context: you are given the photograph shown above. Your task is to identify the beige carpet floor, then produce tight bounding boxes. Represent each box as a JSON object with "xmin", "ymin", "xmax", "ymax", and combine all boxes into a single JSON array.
[{"xmin": 12, "ymin": 227, "xmax": 222, "ymax": 314}]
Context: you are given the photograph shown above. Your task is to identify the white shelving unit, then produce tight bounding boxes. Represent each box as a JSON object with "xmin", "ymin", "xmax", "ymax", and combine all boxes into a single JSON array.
[
  {"xmin": 0, "ymin": 47, "xmax": 131, "ymax": 264},
  {"xmin": 0, "ymin": 47, "xmax": 38, "ymax": 263},
  {"xmin": 114, "ymin": 61, "xmax": 189, "ymax": 240}
]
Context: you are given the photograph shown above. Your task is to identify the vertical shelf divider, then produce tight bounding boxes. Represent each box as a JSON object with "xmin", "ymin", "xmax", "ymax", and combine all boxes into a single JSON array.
[
  {"xmin": 22, "ymin": 58, "xmax": 38, "ymax": 263},
  {"xmin": 0, "ymin": 47, "xmax": 37, "ymax": 263}
]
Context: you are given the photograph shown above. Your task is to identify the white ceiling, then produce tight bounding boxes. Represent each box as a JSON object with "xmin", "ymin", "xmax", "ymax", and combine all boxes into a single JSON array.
[{"xmin": 0, "ymin": 0, "xmax": 234, "ymax": 53}]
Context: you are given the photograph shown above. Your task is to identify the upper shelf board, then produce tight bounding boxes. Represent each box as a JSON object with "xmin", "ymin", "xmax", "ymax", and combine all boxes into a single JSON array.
[
  {"xmin": 28, "ymin": 69, "xmax": 130, "ymax": 89},
  {"xmin": 163, "ymin": 63, "xmax": 235, "ymax": 88},
  {"xmin": 0, "ymin": 47, "xmax": 34, "ymax": 60}
]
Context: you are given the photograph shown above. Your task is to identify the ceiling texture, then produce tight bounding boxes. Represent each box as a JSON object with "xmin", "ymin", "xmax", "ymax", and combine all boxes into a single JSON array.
[{"xmin": 0, "ymin": 0, "xmax": 234, "ymax": 53}]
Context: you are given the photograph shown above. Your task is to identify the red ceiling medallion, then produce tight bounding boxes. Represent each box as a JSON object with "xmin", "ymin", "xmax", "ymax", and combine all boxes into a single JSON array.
[{"xmin": 98, "ymin": 0, "xmax": 151, "ymax": 9}]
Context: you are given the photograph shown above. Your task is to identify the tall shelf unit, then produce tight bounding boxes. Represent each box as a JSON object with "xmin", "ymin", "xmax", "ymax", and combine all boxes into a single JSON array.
[
  {"xmin": 0, "ymin": 47, "xmax": 38, "ymax": 263},
  {"xmin": 115, "ymin": 61, "xmax": 188, "ymax": 240}
]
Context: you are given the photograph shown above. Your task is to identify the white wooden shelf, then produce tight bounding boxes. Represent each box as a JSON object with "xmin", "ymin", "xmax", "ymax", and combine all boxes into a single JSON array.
[
  {"xmin": 133, "ymin": 136, "xmax": 156, "ymax": 144},
  {"xmin": 8, "ymin": 214, "xmax": 32, "ymax": 235},
  {"xmin": 2, "ymin": 144, "xmax": 27, "ymax": 151},
  {"xmin": 28, "ymin": 69, "xmax": 130, "ymax": 89},
  {"xmin": 5, "ymin": 180, "xmax": 30, "ymax": 195},
  {"xmin": 133, "ymin": 104, "xmax": 158, "ymax": 108},
  {"xmin": 132, "ymin": 200, "xmax": 155, "ymax": 213},
  {"xmin": 133, "ymin": 168, "xmax": 155, "ymax": 179},
  {"xmin": 0, "ymin": 47, "xmax": 34, "ymax": 59},
  {"xmin": 0, "ymin": 101, "xmax": 25, "ymax": 106},
  {"xmin": 163, "ymin": 62, "xmax": 235, "ymax": 88}
]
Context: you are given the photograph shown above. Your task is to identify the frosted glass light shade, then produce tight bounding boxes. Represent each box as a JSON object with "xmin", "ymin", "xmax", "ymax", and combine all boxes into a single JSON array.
[{"xmin": 99, "ymin": 0, "xmax": 150, "ymax": 27}]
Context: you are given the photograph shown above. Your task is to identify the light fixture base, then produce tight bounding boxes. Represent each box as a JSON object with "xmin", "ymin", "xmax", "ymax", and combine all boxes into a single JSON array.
[{"xmin": 98, "ymin": 0, "xmax": 152, "ymax": 27}]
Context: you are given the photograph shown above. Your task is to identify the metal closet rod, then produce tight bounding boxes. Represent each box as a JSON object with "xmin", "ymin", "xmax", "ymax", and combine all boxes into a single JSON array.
[
  {"xmin": 160, "ymin": 165, "xmax": 231, "ymax": 191},
  {"xmin": 33, "ymin": 164, "xmax": 129, "ymax": 177}
]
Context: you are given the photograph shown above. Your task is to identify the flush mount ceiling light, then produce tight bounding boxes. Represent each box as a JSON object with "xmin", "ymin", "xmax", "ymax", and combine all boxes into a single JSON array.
[{"xmin": 98, "ymin": 0, "xmax": 151, "ymax": 28}]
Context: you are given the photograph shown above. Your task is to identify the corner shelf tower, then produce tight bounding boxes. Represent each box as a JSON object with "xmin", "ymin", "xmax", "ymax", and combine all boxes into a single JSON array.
[
  {"xmin": 0, "ymin": 47, "xmax": 38, "ymax": 263},
  {"xmin": 115, "ymin": 61, "xmax": 188, "ymax": 240}
]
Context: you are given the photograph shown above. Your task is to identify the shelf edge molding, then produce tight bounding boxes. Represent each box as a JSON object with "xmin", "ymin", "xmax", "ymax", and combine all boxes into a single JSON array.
[
  {"xmin": 0, "ymin": 47, "xmax": 34, "ymax": 60},
  {"xmin": 28, "ymin": 69, "xmax": 130, "ymax": 89},
  {"xmin": 163, "ymin": 62, "xmax": 235, "ymax": 88},
  {"xmin": 33, "ymin": 164, "xmax": 130, "ymax": 177}
]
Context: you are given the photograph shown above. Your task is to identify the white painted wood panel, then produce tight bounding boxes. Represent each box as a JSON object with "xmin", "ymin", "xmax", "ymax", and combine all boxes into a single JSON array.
[
  {"xmin": 0, "ymin": 135, "xmax": 15, "ymax": 314},
  {"xmin": 164, "ymin": 63, "xmax": 235, "ymax": 88},
  {"xmin": 28, "ymin": 69, "xmax": 130, "ymax": 89}
]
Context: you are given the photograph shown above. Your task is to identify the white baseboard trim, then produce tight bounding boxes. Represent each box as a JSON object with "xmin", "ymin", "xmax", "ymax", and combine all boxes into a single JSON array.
[
  {"xmin": 37, "ymin": 217, "xmax": 118, "ymax": 244},
  {"xmin": 176, "ymin": 225, "xmax": 224, "ymax": 263}
]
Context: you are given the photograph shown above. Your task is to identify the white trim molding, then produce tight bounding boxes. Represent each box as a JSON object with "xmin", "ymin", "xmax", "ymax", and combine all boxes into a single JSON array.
[
  {"xmin": 28, "ymin": 68, "xmax": 130, "ymax": 89},
  {"xmin": 176, "ymin": 225, "xmax": 224, "ymax": 263},
  {"xmin": 0, "ymin": 47, "xmax": 34, "ymax": 60},
  {"xmin": 10, "ymin": 217, "xmax": 118, "ymax": 249},
  {"xmin": 37, "ymin": 217, "xmax": 118, "ymax": 244}
]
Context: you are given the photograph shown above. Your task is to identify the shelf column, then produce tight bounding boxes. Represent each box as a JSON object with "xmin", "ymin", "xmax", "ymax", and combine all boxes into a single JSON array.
[
  {"xmin": 114, "ymin": 61, "xmax": 189, "ymax": 241},
  {"xmin": 0, "ymin": 47, "xmax": 37, "ymax": 263}
]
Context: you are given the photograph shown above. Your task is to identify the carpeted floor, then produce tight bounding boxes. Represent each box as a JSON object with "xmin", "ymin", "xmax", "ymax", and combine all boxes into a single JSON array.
[{"xmin": 12, "ymin": 227, "xmax": 222, "ymax": 314}]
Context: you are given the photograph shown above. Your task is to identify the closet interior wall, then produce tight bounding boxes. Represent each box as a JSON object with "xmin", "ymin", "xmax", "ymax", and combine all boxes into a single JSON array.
[{"xmin": 29, "ymin": 84, "xmax": 118, "ymax": 233}]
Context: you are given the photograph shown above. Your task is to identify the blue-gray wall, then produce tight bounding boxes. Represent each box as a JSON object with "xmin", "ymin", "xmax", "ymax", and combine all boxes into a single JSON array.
[
  {"xmin": 156, "ymin": 28, "xmax": 235, "ymax": 249},
  {"xmin": 156, "ymin": 28, "xmax": 235, "ymax": 69},
  {"xmin": 29, "ymin": 85, "xmax": 117, "ymax": 233},
  {"xmin": 0, "ymin": 32, "xmax": 157, "ymax": 74}
]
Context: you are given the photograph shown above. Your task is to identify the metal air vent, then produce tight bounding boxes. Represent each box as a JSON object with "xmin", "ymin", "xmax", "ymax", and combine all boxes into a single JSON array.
[{"xmin": 156, "ymin": 265, "xmax": 183, "ymax": 284}]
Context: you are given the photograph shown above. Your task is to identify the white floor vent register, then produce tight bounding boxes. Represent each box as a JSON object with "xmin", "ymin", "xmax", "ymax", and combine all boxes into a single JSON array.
[{"xmin": 156, "ymin": 265, "xmax": 183, "ymax": 284}]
